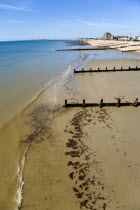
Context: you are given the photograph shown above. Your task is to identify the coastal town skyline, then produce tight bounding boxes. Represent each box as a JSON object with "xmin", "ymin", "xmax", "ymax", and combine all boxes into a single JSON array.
[
  {"xmin": 95, "ymin": 32, "xmax": 140, "ymax": 41},
  {"xmin": 0, "ymin": 0, "xmax": 140, "ymax": 41}
]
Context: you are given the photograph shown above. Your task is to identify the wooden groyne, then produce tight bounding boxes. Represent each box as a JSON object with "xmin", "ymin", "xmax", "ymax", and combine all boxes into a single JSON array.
[
  {"xmin": 55, "ymin": 47, "xmax": 112, "ymax": 51},
  {"xmin": 122, "ymin": 49, "xmax": 140, "ymax": 52},
  {"xmin": 64, "ymin": 98, "xmax": 139, "ymax": 108},
  {"xmin": 56, "ymin": 45, "xmax": 140, "ymax": 52},
  {"xmin": 74, "ymin": 66, "xmax": 140, "ymax": 73}
]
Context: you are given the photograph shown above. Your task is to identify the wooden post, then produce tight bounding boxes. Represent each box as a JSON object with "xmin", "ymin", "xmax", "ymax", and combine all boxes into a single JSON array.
[
  {"xmin": 99, "ymin": 99, "xmax": 103, "ymax": 108},
  {"xmin": 121, "ymin": 67, "xmax": 123, "ymax": 70},
  {"xmin": 65, "ymin": 100, "xmax": 68, "ymax": 107},
  {"xmin": 83, "ymin": 99, "xmax": 85, "ymax": 107},
  {"xmin": 98, "ymin": 67, "xmax": 100, "ymax": 71},
  {"xmin": 90, "ymin": 68, "xmax": 92, "ymax": 71},
  {"xmin": 136, "ymin": 66, "xmax": 138, "ymax": 70},
  {"xmin": 134, "ymin": 98, "xmax": 138, "ymax": 107},
  {"xmin": 82, "ymin": 68, "xmax": 84, "ymax": 71},
  {"xmin": 129, "ymin": 66, "xmax": 130, "ymax": 70},
  {"xmin": 114, "ymin": 67, "xmax": 115, "ymax": 71},
  {"xmin": 106, "ymin": 67, "xmax": 107, "ymax": 70},
  {"xmin": 117, "ymin": 98, "xmax": 121, "ymax": 107}
]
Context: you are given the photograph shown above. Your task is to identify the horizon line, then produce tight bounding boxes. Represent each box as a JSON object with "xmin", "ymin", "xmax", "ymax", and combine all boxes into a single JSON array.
[{"xmin": 0, "ymin": 38, "xmax": 85, "ymax": 42}]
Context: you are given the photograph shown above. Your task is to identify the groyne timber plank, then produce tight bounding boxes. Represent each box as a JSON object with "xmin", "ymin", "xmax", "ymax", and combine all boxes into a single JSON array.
[
  {"xmin": 55, "ymin": 48, "xmax": 111, "ymax": 51},
  {"xmin": 64, "ymin": 103, "xmax": 140, "ymax": 108},
  {"xmin": 74, "ymin": 67, "xmax": 140, "ymax": 73}
]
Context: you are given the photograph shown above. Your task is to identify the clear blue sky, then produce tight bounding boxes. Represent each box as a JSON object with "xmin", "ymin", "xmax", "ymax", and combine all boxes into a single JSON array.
[{"xmin": 0, "ymin": 0, "xmax": 140, "ymax": 41}]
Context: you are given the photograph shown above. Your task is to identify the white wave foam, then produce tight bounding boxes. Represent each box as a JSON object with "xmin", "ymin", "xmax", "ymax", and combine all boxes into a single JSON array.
[
  {"xmin": 17, "ymin": 157, "xmax": 25, "ymax": 209},
  {"xmin": 61, "ymin": 65, "xmax": 71, "ymax": 77}
]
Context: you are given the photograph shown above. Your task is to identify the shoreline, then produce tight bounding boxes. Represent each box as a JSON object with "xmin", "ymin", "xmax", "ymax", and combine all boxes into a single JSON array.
[{"xmin": 21, "ymin": 57, "xmax": 140, "ymax": 209}]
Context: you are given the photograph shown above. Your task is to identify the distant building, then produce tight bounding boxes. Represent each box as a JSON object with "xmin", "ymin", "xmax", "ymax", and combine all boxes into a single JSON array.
[
  {"xmin": 133, "ymin": 36, "xmax": 140, "ymax": 41},
  {"xmin": 117, "ymin": 36, "xmax": 131, "ymax": 41},
  {"xmin": 102, "ymin": 32, "xmax": 114, "ymax": 40}
]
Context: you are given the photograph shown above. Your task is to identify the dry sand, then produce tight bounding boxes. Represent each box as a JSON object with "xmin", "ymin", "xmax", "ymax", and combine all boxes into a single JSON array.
[
  {"xmin": 87, "ymin": 40, "xmax": 140, "ymax": 52},
  {"xmin": 21, "ymin": 58, "xmax": 140, "ymax": 210}
]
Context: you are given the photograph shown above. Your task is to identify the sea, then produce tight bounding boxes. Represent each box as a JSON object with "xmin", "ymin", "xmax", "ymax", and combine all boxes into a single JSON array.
[{"xmin": 0, "ymin": 39, "xmax": 140, "ymax": 209}]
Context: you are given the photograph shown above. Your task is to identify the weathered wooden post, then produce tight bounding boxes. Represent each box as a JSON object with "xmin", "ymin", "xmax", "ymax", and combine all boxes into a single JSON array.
[
  {"xmin": 106, "ymin": 67, "xmax": 107, "ymax": 70},
  {"xmin": 83, "ymin": 99, "xmax": 85, "ymax": 107},
  {"xmin": 136, "ymin": 66, "xmax": 138, "ymax": 70},
  {"xmin": 114, "ymin": 67, "xmax": 115, "ymax": 71},
  {"xmin": 82, "ymin": 68, "xmax": 84, "ymax": 71},
  {"xmin": 121, "ymin": 67, "xmax": 123, "ymax": 70},
  {"xmin": 90, "ymin": 68, "xmax": 92, "ymax": 71},
  {"xmin": 117, "ymin": 98, "xmax": 121, "ymax": 107},
  {"xmin": 65, "ymin": 100, "xmax": 68, "ymax": 107},
  {"xmin": 133, "ymin": 98, "xmax": 138, "ymax": 107},
  {"xmin": 98, "ymin": 67, "xmax": 100, "ymax": 71},
  {"xmin": 99, "ymin": 99, "xmax": 103, "ymax": 108}
]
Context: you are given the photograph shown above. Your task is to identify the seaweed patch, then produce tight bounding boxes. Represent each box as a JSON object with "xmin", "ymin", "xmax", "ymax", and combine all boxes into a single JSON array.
[{"xmin": 64, "ymin": 109, "xmax": 113, "ymax": 209}]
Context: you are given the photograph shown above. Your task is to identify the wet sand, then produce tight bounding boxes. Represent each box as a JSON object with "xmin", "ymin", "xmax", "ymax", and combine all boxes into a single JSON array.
[{"xmin": 21, "ymin": 58, "xmax": 140, "ymax": 210}]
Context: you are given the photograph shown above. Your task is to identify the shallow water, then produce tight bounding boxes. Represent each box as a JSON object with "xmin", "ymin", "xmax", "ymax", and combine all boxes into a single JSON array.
[
  {"xmin": 0, "ymin": 40, "xmax": 88, "ymax": 127},
  {"xmin": 0, "ymin": 40, "xmax": 140, "ymax": 209}
]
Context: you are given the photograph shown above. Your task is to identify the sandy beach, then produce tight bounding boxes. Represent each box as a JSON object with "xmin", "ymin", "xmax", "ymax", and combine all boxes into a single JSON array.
[
  {"xmin": 87, "ymin": 40, "xmax": 140, "ymax": 52},
  {"xmin": 20, "ymin": 58, "xmax": 140, "ymax": 210}
]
